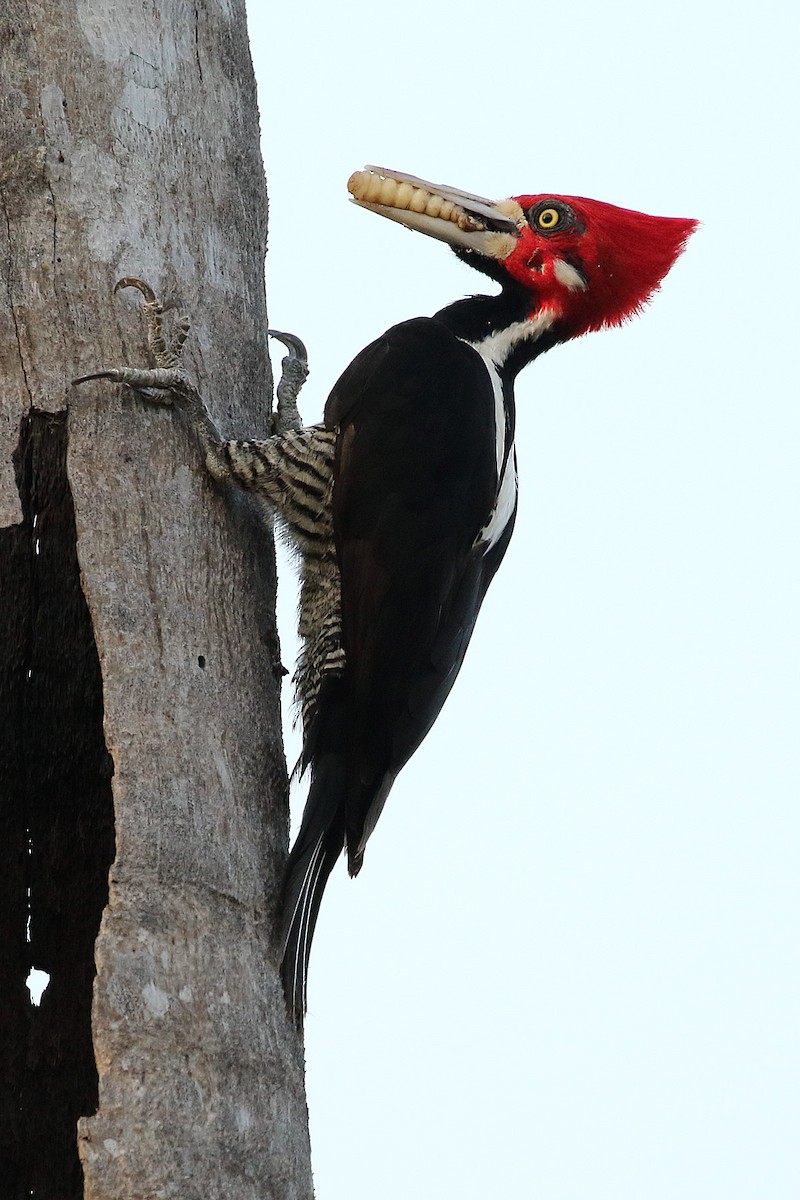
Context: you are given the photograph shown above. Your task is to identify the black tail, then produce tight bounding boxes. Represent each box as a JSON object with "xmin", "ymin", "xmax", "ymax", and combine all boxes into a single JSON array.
[{"xmin": 278, "ymin": 755, "xmax": 346, "ymax": 1025}]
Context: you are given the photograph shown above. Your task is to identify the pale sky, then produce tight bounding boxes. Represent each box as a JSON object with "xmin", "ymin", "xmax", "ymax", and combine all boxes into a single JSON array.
[{"xmin": 246, "ymin": 2, "xmax": 799, "ymax": 1196}]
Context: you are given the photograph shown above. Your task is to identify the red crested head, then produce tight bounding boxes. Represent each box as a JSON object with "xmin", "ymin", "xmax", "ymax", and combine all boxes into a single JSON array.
[{"xmin": 500, "ymin": 195, "xmax": 698, "ymax": 337}]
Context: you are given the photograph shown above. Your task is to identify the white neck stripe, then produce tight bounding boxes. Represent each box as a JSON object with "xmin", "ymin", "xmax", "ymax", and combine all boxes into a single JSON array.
[
  {"xmin": 462, "ymin": 350, "xmax": 518, "ymax": 552},
  {"xmin": 466, "ymin": 308, "xmax": 556, "ymax": 369}
]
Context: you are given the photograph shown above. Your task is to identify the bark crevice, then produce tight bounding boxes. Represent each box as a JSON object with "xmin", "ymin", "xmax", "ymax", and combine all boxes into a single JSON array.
[{"xmin": 0, "ymin": 409, "xmax": 115, "ymax": 1200}]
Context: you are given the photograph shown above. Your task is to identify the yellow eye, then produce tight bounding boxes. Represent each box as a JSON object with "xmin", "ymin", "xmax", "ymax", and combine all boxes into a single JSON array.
[{"xmin": 537, "ymin": 207, "xmax": 561, "ymax": 230}]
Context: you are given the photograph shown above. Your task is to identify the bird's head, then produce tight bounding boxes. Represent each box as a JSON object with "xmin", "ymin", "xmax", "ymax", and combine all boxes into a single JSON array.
[{"xmin": 348, "ymin": 167, "xmax": 696, "ymax": 342}]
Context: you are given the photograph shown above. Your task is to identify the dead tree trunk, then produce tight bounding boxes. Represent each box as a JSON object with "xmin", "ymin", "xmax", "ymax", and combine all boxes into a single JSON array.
[{"xmin": 0, "ymin": 1, "xmax": 313, "ymax": 1196}]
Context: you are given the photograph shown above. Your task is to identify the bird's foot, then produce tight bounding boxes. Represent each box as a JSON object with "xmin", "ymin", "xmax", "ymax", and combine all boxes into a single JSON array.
[
  {"xmin": 268, "ymin": 329, "xmax": 308, "ymax": 434},
  {"xmin": 72, "ymin": 278, "xmax": 193, "ymax": 404}
]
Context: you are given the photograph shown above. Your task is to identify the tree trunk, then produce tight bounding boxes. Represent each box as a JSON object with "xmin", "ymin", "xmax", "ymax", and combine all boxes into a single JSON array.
[{"xmin": 0, "ymin": 1, "xmax": 313, "ymax": 1196}]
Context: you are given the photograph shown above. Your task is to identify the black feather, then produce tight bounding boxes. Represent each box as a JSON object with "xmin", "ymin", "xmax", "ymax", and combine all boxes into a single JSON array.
[{"xmin": 279, "ymin": 316, "xmax": 519, "ymax": 1020}]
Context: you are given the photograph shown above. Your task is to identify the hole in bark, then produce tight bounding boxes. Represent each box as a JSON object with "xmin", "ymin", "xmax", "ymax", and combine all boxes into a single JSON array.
[
  {"xmin": 26, "ymin": 969, "xmax": 50, "ymax": 1006},
  {"xmin": 0, "ymin": 410, "xmax": 115, "ymax": 1199}
]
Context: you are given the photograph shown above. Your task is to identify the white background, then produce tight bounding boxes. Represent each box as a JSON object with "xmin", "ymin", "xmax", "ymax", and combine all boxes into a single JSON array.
[{"xmin": 246, "ymin": 2, "xmax": 800, "ymax": 1196}]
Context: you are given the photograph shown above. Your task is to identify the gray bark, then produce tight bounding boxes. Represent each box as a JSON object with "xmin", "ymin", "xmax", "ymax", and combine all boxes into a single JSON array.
[{"xmin": 1, "ymin": 0, "xmax": 313, "ymax": 1196}]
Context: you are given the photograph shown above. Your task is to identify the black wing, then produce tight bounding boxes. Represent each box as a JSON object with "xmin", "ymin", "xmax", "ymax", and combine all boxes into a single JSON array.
[{"xmin": 324, "ymin": 317, "xmax": 515, "ymax": 870}]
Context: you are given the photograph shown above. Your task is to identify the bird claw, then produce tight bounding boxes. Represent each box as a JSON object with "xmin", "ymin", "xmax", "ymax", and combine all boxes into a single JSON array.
[
  {"xmin": 133, "ymin": 385, "xmax": 174, "ymax": 404},
  {"xmin": 71, "ymin": 277, "xmax": 191, "ymax": 402},
  {"xmin": 269, "ymin": 328, "xmax": 309, "ymax": 434},
  {"xmin": 268, "ymin": 329, "xmax": 308, "ymax": 362},
  {"xmin": 116, "ymin": 277, "xmax": 191, "ymax": 371},
  {"xmin": 71, "ymin": 364, "xmax": 190, "ymax": 400}
]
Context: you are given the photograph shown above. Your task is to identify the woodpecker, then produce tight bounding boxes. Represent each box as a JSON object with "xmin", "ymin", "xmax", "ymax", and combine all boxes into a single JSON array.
[{"xmin": 73, "ymin": 167, "xmax": 696, "ymax": 1025}]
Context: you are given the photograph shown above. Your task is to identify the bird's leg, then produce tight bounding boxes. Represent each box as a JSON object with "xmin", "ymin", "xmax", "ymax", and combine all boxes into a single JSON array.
[
  {"xmin": 72, "ymin": 276, "xmax": 228, "ymax": 470},
  {"xmin": 122, "ymin": 276, "xmax": 190, "ymax": 374},
  {"xmin": 268, "ymin": 330, "xmax": 308, "ymax": 435},
  {"xmin": 71, "ymin": 279, "xmax": 314, "ymax": 496}
]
